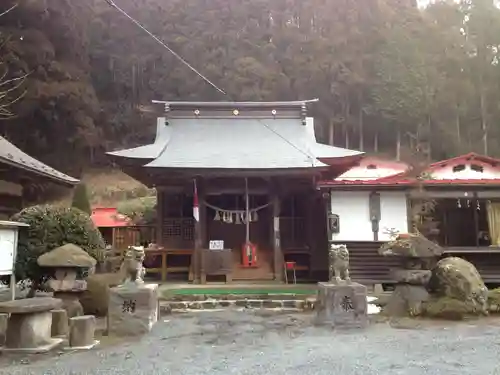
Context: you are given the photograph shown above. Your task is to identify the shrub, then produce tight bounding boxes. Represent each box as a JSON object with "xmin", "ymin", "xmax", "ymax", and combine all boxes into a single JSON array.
[
  {"xmin": 71, "ymin": 182, "xmax": 92, "ymax": 215},
  {"xmin": 11, "ymin": 205, "xmax": 105, "ymax": 284},
  {"xmin": 117, "ymin": 195, "xmax": 157, "ymax": 225}
]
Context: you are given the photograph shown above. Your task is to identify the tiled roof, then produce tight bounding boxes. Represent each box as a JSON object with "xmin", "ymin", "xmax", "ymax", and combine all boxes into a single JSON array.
[
  {"xmin": 0, "ymin": 136, "xmax": 78, "ymax": 185},
  {"xmin": 108, "ymin": 117, "xmax": 362, "ymax": 170},
  {"xmin": 91, "ymin": 207, "xmax": 132, "ymax": 228},
  {"xmin": 319, "ymin": 152, "xmax": 500, "ymax": 187}
]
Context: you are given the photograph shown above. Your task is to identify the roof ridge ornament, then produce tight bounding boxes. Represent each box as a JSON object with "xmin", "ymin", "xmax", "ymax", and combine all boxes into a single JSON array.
[{"xmin": 301, "ymin": 103, "xmax": 307, "ymax": 125}]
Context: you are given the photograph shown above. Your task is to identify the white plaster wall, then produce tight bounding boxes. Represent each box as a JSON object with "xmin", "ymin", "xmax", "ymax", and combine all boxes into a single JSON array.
[
  {"xmin": 378, "ymin": 192, "xmax": 409, "ymax": 241},
  {"xmin": 330, "ymin": 191, "xmax": 372, "ymax": 241},
  {"xmin": 330, "ymin": 191, "xmax": 408, "ymax": 242}
]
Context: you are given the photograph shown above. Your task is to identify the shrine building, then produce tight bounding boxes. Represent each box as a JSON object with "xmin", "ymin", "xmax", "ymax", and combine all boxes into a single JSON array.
[{"xmin": 107, "ymin": 100, "xmax": 363, "ymax": 283}]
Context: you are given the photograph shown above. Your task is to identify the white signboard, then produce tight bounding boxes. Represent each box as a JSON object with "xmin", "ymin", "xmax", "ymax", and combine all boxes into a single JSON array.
[
  {"xmin": 209, "ymin": 240, "xmax": 224, "ymax": 250},
  {"xmin": 0, "ymin": 228, "xmax": 16, "ymax": 276}
]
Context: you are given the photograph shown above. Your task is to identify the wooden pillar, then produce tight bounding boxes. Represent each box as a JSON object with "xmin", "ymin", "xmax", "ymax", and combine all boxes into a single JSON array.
[
  {"xmin": 306, "ymin": 192, "xmax": 314, "ymax": 279},
  {"xmin": 193, "ymin": 177, "xmax": 206, "ymax": 283},
  {"xmin": 271, "ymin": 184, "xmax": 283, "ymax": 281},
  {"xmin": 156, "ymin": 188, "xmax": 163, "ymax": 246}
]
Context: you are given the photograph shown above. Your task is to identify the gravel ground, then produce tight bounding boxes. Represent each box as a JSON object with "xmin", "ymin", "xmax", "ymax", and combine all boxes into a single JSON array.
[{"xmin": 1, "ymin": 310, "xmax": 500, "ymax": 375}]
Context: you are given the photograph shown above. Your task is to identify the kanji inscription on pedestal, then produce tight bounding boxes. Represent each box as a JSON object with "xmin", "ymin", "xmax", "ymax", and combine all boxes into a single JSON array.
[{"xmin": 315, "ymin": 281, "xmax": 368, "ymax": 328}]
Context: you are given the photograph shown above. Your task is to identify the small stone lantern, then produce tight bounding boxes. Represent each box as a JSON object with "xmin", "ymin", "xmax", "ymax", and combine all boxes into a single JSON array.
[{"xmin": 37, "ymin": 243, "xmax": 97, "ymax": 318}]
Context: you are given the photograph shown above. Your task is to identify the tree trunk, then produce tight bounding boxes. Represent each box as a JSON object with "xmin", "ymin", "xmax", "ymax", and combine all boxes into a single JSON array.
[
  {"xmin": 455, "ymin": 102, "xmax": 461, "ymax": 147},
  {"xmin": 480, "ymin": 84, "xmax": 488, "ymax": 155},
  {"xmin": 358, "ymin": 92, "xmax": 364, "ymax": 151},
  {"xmin": 396, "ymin": 128, "xmax": 401, "ymax": 161},
  {"xmin": 374, "ymin": 131, "xmax": 379, "ymax": 153},
  {"xmin": 328, "ymin": 118, "xmax": 334, "ymax": 146},
  {"xmin": 344, "ymin": 98, "xmax": 350, "ymax": 149}
]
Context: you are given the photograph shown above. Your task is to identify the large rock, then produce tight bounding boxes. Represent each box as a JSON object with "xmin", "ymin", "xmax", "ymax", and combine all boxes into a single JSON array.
[{"xmin": 429, "ymin": 257, "xmax": 488, "ymax": 315}]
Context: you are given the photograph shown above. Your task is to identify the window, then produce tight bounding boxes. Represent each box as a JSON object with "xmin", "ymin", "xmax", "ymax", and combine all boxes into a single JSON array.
[
  {"xmin": 470, "ymin": 164, "xmax": 484, "ymax": 173},
  {"xmin": 452, "ymin": 164, "xmax": 465, "ymax": 172},
  {"xmin": 366, "ymin": 164, "xmax": 377, "ymax": 170}
]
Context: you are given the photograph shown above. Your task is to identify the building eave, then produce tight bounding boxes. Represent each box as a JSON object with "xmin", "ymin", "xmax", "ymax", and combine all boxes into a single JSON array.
[
  {"xmin": 0, "ymin": 136, "xmax": 79, "ymax": 186},
  {"xmin": 151, "ymin": 98, "xmax": 319, "ymax": 108}
]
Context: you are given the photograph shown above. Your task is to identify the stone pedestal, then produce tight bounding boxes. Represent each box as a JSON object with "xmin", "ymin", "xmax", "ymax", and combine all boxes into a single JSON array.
[
  {"xmin": 385, "ymin": 269, "xmax": 431, "ymax": 316},
  {"xmin": 0, "ymin": 297, "xmax": 63, "ymax": 353},
  {"xmin": 0, "ymin": 313, "xmax": 7, "ymax": 346},
  {"xmin": 315, "ymin": 282, "xmax": 368, "ymax": 328},
  {"xmin": 108, "ymin": 283, "xmax": 158, "ymax": 336},
  {"xmin": 51, "ymin": 309, "xmax": 69, "ymax": 338},
  {"xmin": 67, "ymin": 315, "xmax": 98, "ymax": 350}
]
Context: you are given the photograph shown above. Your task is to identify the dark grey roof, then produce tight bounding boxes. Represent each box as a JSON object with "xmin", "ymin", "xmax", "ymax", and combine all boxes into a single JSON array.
[
  {"xmin": 107, "ymin": 119, "xmax": 170, "ymax": 160},
  {"xmin": 107, "ymin": 116, "xmax": 363, "ymax": 170},
  {"xmin": 0, "ymin": 136, "xmax": 79, "ymax": 185},
  {"xmin": 151, "ymin": 99, "xmax": 319, "ymax": 108}
]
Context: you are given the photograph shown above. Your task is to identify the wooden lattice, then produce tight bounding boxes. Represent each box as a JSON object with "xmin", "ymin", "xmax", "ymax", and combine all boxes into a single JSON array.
[{"xmin": 162, "ymin": 217, "xmax": 194, "ymax": 248}]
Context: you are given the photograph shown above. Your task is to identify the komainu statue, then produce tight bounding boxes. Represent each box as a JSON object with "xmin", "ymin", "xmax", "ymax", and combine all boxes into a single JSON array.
[
  {"xmin": 121, "ymin": 246, "xmax": 146, "ymax": 285},
  {"xmin": 329, "ymin": 244, "xmax": 351, "ymax": 283}
]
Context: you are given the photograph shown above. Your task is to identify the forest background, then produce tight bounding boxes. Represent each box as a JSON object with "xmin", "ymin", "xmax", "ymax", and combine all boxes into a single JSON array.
[{"xmin": 1, "ymin": 0, "xmax": 499, "ymax": 206}]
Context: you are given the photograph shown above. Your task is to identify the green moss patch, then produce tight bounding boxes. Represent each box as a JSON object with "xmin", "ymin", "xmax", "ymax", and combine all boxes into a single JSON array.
[{"xmin": 422, "ymin": 297, "xmax": 484, "ymax": 320}]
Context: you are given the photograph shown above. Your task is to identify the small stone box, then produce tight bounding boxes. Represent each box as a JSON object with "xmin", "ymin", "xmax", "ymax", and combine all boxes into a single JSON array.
[
  {"xmin": 108, "ymin": 283, "xmax": 158, "ymax": 336},
  {"xmin": 315, "ymin": 282, "xmax": 368, "ymax": 328}
]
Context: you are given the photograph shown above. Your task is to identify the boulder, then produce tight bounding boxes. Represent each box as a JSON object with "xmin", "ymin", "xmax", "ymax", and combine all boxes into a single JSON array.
[{"xmin": 429, "ymin": 257, "xmax": 488, "ymax": 315}]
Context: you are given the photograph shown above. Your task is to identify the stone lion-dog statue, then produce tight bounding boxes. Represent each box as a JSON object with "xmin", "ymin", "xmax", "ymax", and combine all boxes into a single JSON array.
[
  {"xmin": 121, "ymin": 245, "xmax": 146, "ymax": 285},
  {"xmin": 329, "ymin": 244, "xmax": 351, "ymax": 283}
]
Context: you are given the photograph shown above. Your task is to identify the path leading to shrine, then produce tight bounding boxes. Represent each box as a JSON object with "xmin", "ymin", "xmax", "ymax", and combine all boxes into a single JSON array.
[{"xmin": 1, "ymin": 310, "xmax": 497, "ymax": 375}]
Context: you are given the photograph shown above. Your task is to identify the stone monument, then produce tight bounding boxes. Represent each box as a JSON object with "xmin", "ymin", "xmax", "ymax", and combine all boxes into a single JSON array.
[
  {"xmin": 108, "ymin": 246, "xmax": 158, "ymax": 336},
  {"xmin": 315, "ymin": 244, "xmax": 368, "ymax": 328},
  {"xmin": 37, "ymin": 243, "xmax": 97, "ymax": 318}
]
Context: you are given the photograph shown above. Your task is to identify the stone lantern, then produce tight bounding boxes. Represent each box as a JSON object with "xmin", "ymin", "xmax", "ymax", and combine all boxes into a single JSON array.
[
  {"xmin": 37, "ymin": 243, "xmax": 97, "ymax": 318},
  {"xmin": 378, "ymin": 233, "xmax": 444, "ymax": 316}
]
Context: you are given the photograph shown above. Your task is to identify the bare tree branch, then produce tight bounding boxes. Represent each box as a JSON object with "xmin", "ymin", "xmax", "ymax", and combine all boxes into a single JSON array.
[{"xmin": 0, "ymin": 3, "xmax": 27, "ymax": 120}]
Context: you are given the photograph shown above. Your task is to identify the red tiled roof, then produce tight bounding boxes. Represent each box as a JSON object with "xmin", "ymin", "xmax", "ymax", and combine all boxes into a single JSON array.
[
  {"xmin": 427, "ymin": 152, "xmax": 500, "ymax": 170},
  {"xmin": 91, "ymin": 207, "xmax": 132, "ymax": 228},
  {"xmin": 318, "ymin": 152, "xmax": 500, "ymax": 187},
  {"xmin": 318, "ymin": 178, "xmax": 500, "ymax": 187}
]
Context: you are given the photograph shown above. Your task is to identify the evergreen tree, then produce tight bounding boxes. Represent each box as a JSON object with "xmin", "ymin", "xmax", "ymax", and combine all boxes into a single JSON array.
[{"xmin": 71, "ymin": 182, "xmax": 92, "ymax": 215}]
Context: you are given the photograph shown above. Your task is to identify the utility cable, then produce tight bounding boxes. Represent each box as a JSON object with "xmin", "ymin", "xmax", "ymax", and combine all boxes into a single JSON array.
[
  {"xmin": 103, "ymin": 0, "xmax": 226, "ymax": 95},
  {"xmin": 103, "ymin": 0, "xmax": 315, "ymax": 166}
]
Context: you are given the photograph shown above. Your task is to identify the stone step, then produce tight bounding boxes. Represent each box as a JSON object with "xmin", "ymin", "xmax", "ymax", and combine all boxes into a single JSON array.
[
  {"xmin": 164, "ymin": 293, "xmax": 316, "ymax": 302},
  {"xmin": 160, "ymin": 297, "xmax": 317, "ymax": 314}
]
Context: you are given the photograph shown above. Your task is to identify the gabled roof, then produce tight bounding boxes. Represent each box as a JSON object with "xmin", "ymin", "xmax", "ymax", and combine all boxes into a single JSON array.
[
  {"xmin": 319, "ymin": 152, "xmax": 500, "ymax": 188},
  {"xmin": 107, "ymin": 100, "xmax": 363, "ymax": 171},
  {"xmin": 334, "ymin": 156, "xmax": 409, "ymax": 181},
  {"xmin": 0, "ymin": 136, "xmax": 78, "ymax": 185},
  {"xmin": 427, "ymin": 152, "xmax": 499, "ymax": 170}
]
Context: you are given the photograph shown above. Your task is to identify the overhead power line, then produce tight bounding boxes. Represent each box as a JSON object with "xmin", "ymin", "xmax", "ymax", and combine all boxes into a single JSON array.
[
  {"xmin": 103, "ymin": 0, "xmax": 227, "ymax": 95},
  {"xmin": 104, "ymin": 0, "xmax": 315, "ymax": 166}
]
